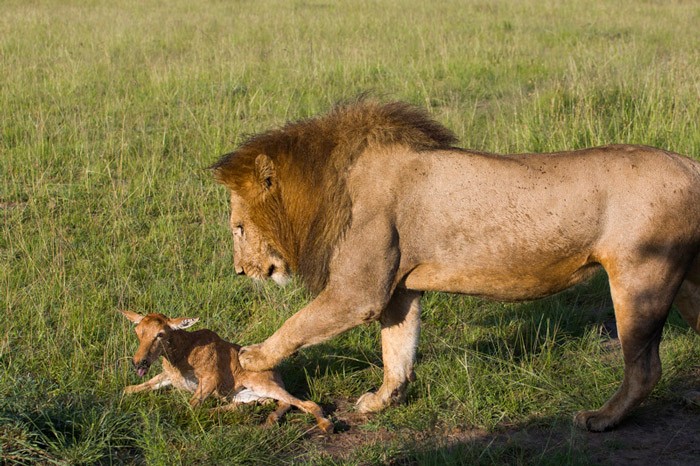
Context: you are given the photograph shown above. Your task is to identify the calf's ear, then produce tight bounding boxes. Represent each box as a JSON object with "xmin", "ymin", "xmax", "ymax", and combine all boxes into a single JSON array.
[
  {"xmin": 168, "ymin": 317, "xmax": 199, "ymax": 330},
  {"xmin": 120, "ymin": 310, "xmax": 144, "ymax": 325}
]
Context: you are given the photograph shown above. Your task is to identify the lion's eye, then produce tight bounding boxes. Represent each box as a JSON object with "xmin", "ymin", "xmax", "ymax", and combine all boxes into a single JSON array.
[
  {"xmin": 234, "ymin": 224, "xmax": 244, "ymax": 236},
  {"xmin": 156, "ymin": 332, "xmax": 164, "ymax": 340}
]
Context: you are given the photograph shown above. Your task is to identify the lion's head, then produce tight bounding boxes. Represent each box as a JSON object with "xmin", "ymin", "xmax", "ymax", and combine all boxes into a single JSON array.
[
  {"xmin": 210, "ymin": 99, "xmax": 457, "ymax": 294},
  {"xmin": 227, "ymin": 184, "xmax": 291, "ymax": 286}
]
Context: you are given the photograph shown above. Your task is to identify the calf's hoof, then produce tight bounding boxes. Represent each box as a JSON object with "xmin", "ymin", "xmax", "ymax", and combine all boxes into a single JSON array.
[{"xmin": 316, "ymin": 417, "xmax": 334, "ymax": 434}]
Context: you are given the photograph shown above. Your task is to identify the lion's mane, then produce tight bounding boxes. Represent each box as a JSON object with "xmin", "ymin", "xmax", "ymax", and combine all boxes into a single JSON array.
[{"xmin": 211, "ymin": 100, "xmax": 458, "ymax": 294}]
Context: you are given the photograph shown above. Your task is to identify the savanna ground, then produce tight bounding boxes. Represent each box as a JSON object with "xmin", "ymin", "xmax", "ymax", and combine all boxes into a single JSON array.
[{"xmin": 1, "ymin": 0, "xmax": 699, "ymax": 464}]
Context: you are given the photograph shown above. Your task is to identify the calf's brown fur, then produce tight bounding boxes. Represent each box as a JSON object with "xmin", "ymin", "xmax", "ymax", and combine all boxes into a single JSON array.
[{"xmin": 120, "ymin": 310, "xmax": 332, "ymax": 433}]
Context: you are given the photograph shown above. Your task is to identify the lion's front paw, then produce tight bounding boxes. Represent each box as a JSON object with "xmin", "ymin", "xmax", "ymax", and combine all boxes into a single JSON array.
[
  {"xmin": 238, "ymin": 344, "xmax": 277, "ymax": 372},
  {"xmin": 573, "ymin": 410, "xmax": 616, "ymax": 432},
  {"xmin": 356, "ymin": 391, "xmax": 390, "ymax": 414}
]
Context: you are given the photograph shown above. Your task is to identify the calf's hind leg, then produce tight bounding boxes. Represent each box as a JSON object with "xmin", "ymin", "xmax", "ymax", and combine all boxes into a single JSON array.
[
  {"xmin": 574, "ymin": 260, "xmax": 682, "ymax": 431},
  {"xmin": 265, "ymin": 402, "xmax": 292, "ymax": 426},
  {"xmin": 245, "ymin": 373, "xmax": 334, "ymax": 433}
]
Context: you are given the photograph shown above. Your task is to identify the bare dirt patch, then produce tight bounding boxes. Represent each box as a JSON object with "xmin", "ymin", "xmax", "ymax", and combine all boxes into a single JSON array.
[
  {"xmin": 311, "ymin": 395, "xmax": 699, "ymax": 464},
  {"xmin": 578, "ymin": 402, "xmax": 700, "ymax": 465}
]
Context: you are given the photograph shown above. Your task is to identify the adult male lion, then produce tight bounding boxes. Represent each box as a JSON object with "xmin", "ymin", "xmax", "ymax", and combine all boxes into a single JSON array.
[{"xmin": 211, "ymin": 100, "xmax": 700, "ymax": 431}]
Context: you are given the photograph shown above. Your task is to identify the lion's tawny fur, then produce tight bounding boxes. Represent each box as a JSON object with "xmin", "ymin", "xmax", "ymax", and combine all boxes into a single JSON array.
[
  {"xmin": 211, "ymin": 100, "xmax": 700, "ymax": 432},
  {"xmin": 211, "ymin": 100, "xmax": 457, "ymax": 294}
]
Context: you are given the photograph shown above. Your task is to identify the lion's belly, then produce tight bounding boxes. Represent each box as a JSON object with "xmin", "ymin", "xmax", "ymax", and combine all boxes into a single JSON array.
[{"xmin": 402, "ymin": 257, "xmax": 600, "ymax": 301}]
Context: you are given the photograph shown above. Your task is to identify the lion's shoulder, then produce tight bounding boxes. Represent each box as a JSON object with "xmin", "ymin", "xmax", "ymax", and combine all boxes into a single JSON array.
[{"xmin": 211, "ymin": 100, "xmax": 458, "ymax": 294}]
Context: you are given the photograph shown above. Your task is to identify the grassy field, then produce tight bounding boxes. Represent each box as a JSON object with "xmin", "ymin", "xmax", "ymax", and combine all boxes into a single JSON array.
[{"xmin": 1, "ymin": 0, "xmax": 699, "ymax": 464}]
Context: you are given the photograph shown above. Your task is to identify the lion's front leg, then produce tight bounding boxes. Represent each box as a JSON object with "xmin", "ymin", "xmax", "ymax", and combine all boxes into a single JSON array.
[
  {"xmin": 237, "ymin": 343, "xmax": 279, "ymax": 373},
  {"xmin": 357, "ymin": 288, "xmax": 422, "ymax": 413},
  {"xmin": 240, "ymin": 216, "xmax": 401, "ymax": 372},
  {"xmin": 239, "ymin": 289, "xmax": 390, "ymax": 371}
]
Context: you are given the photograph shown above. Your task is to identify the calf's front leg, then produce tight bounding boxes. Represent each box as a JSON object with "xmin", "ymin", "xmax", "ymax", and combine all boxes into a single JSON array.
[
  {"xmin": 189, "ymin": 376, "xmax": 218, "ymax": 408},
  {"xmin": 123, "ymin": 372, "xmax": 171, "ymax": 394}
]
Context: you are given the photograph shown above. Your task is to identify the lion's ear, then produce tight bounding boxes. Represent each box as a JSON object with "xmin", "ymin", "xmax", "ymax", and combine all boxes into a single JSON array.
[{"xmin": 254, "ymin": 154, "xmax": 276, "ymax": 191}]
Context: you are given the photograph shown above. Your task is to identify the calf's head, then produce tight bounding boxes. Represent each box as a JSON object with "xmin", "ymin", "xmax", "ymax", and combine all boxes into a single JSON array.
[{"xmin": 120, "ymin": 310, "xmax": 199, "ymax": 377}]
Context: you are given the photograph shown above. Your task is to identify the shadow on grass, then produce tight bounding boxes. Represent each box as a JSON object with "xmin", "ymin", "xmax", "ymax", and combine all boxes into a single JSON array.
[
  {"xmin": 423, "ymin": 270, "xmax": 692, "ymax": 365},
  {"xmin": 310, "ymin": 368, "xmax": 699, "ymax": 465},
  {"xmin": 397, "ymin": 387, "xmax": 700, "ymax": 466}
]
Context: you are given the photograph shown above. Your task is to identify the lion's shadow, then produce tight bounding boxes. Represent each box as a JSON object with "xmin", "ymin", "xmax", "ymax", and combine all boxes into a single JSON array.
[{"xmin": 391, "ymin": 382, "xmax": 700, "ymax": 465}]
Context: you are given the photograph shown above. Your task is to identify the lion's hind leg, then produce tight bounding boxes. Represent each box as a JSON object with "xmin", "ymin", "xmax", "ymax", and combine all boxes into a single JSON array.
[
  {"xmin": 574, "ymin": 256, "xmax": 683, "ymax": 431},
  {"xmin": 674, "ymin": 267, "xmax": 700, "ymax": 405},
  {"xmin": 675, "ymin": 269, "xmax": 700, "ymax": 335}
]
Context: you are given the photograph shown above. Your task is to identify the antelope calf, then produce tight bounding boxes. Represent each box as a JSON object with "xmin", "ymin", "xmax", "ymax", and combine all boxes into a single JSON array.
[{"xmin": 120, "ymin": 310, "xmax": 333, "ymax": 433}]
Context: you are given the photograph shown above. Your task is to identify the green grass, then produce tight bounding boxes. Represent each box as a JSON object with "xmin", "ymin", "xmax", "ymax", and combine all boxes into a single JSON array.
[{"xmin": 2, "ymin": 0, "xmax": 699, "ymax": 464}]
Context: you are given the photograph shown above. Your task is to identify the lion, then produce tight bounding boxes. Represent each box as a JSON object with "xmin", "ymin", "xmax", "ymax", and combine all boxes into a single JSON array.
[{"xmin": 210, "ymin": 100, "xmax": 700, "ymax": 431}]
